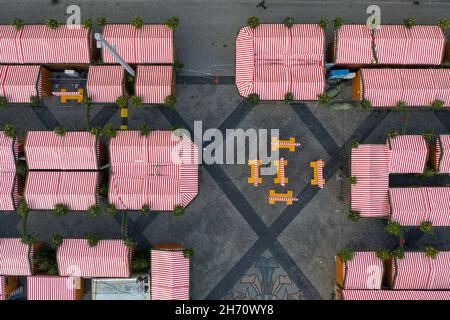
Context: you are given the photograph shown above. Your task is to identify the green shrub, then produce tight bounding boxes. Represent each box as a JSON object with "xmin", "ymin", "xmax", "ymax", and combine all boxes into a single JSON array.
[
  {"xmin": 247, "ymin": 93, "xmax": 260, "ymax": 105},
  {"xmin": 21, "ymin": 233, "xmax": 36, "ymax": 245},
  {"xmin": 123, "ymin": 237, "xmax": 135, "ymax": 248},
  {"xmin": 102, "ymin": 124, "xmax": 117, "ymax": 138},
  {"xmin": 116, "ymin": 95, "xmax": 128, "ymax": 108},
  {"xmin": 318, "ymin": 92, "xmax": 331, "ymax": 107},
  {"xmin": 319, "ymin": 16, "xmax": 328, "ymax": 30},
  {"xmin": 351, "ymin": 141, "xmax": 359, "ymax": 149},
  {"xmin": 388, "ymin": 129, "xmax": 399, "ymax": 139},
  {"xmin": 46, "ymin": 19, "xmax": 59, "ymax": 29},
  {"xmin": 34, "ymin": 247, "xmax": 58, "ymax": 275},
  {"xmin": 96, "ymin": 16, "xmax": 107, "ymax": 28},
  {"xmin": 422, "ymin": 130, "xmax": 434, "ymax": 143},
  {"xmin": 395, "ymin": 101, "xmax": 407, "ymax": 112},
  {"xmin": 83, "ymin": 18, "xmax": 93, "ymax": 29},
  {"xmin": 164, "ymin": 95, "xmax": 177, "ymax": 108},
  {"xmin": 139, "ymin": 124, "xmax": 151, "ymax": 137},
  {"xmin": 105, "ymin": 204, "xmax": 117, "ymax": 216},
  {"xmin": 348, "ymin": 176, "xmax": 357, "ymax": 185},
  {"xmin": 30, "ymin": 95, "xmax": 41, "ymax": 107},
  {"xmin": 360, "ymin": 99, "xmax": 372, "ymax": 112},
  {"xmin": 339, "ymin": 248, "xmax": 354, "ymax": 261},
  {"xmin": 53, "ymin": 127, "xmax": 66, "ymax": 136},
  {"xmin": 83, "ymin": 96, "xmax": 93, "ymax": 108},
  {"xmin": 403, "ymin": 17, "xmax": 416, "ymax": 29},
  {"xmin": 3, "ymin": 124, "xmax": 16, "ymax": 138},
  {"xmin": 140, "ymin": 204, "xmax": 151, "ymax": 216},
  {"xmin": 17, "ymin": 200, "xmax": 29, "ymax": 217},
  {"xmin": 133, "ymin": 248, "xmax": 150, "ymax": 273},
  {"xmin": 54, "ymin": 203, "xmax": 69, "ymax": 217},
  {"xmin": 437, "ymin": 18, "xmax": 449, "ymax": 30},
  {"xmin": 87, "ymin": 204, "xmax": 101, "ymax": 217},
  {"xmin": 16, "ymin": 162, "xmax": 28, "ymax": 178},
  {"xmin": 416, "ymin": 167, "xmax": 437, "ymax": 179},
  {"xmin": 164, "ymin": 17, "xmax": 180, "ymax": 30},
  {"xmin": 419, "ymin": 221, "xmax": 433, "ymax": 234},
  {"xmin": 51, "ymin": 234, "xmax": 64, "ymax": 248},
  {"xmin": 86, "ymin": 234, "xmax": 100, "ymax": 247},
  {"xmin": 431, "ymin": 99, "xmax": 444, "ymax": 111},
  {"xmin": 182, "ymin": 248, "xmax": 194, "ymax": 258},
  {"xmin": 173, "ymin": 60, "xmax": 184, "ymax": 73},
  {"xmin": 284, "ymin": 92, "xmax": 294, "ymax": 105},
  {"xmin": 424, "ymin": 246, "xmax": 438, "ymax": 259},
  {"xmin": 247, "ymin": 16, "xmax": 260, "ymax": 29},
  {"xmin": 11, "ymin": 17, "xmax": 25, "ymax": 30},
  {"xmin": 333, "ymin": 17, "xmax": 344, "ymax": 30},
  {"xmin": 376, "ymin": 249, "xmax": 391, "ymax": 261},
  {"xmin": 130, "ymin": 95, "xmax": 143, "ymax": 108},
  {"xmin": 385, "ymin": 221, "xmax": 402, "ymax": 237},
  {"xmin": 348, "ymin": 210, "xmax": 360, "ymax": 222},
  {"xmin": 391, "ymin": 246, "xmax": 405, "ymax": 259},
  {"xmin": 89, "ymin": 127, "xmax": 101, "ymax": 137},
  {"xmin": 131, "ymin": 17, "xmax": 144, "ymax": 29},
  {"xmin": 283, "ymin": 17, "xmax": 295, "ymax": 28},
  {"xmin": 0, "ymin": 96, "xmax": 8, "ymax": 108},
  {"xmin": 173, "ymin": 204, "xmax": 185, "ymax": 217}
]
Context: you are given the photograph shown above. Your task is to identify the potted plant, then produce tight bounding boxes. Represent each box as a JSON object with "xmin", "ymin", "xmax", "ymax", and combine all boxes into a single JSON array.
[
  {"xmin": 388, "ymin": 129, "xmax": 399, "ymax": 139},
  {"xmin": 347, "ymin": 210, "xmax": 360, "ymax": 222},
  {"xmin": 283, "ymin": 17, "xmax": 295, "ymax": 28},
  {"xmin": 16, "ymin": 162, "xmax": 28, "ymax": 178},
  {"xmin": 424, "ymin": 246, "xmax": 438, "ymax": 259},
  {"xmin": 319, "ymin": 16, "xmax": 328, "ymax": 30},
  {"xmin": 123, "ymin": 237, "xmax": 135, "ymax": 248},
  {"xmin": 34, "ymin": 247, "xmax": 58, "ymax": 275},
  {"xmin": 164, "ymin": 95, "xmax": 177, "ymax": 108},
  {"xmin": 333, "ymin": 17, "xmax": 344, "ymax": 30},
  {"xmin": 17, "ymin": 200, "xmax": 29, "ymax": 218},
  {"xmin": 3, "ymin": 124, "xmax": 16, "ymax": 138},
  {"xmin": 102, "ymin": 124, "xmax": 117, "ymax": 138},
  {"xmin": 130, "ymin": 95, "xmax": 143, "ymax": 108},
  {"xmin": 182, "ymin": 248, "xmax": 194, "ymax": 259},
  {"xmin": 360, "ymin": 100, "xmax": 372, "ymax": 112},
  {"xmin": 86, "ymin": 234, "xmax": 100, "ymax": 247},
  {"xmin": 83, "ymin": 18, "xmax": 93, "ymax": 29},
  {"xmin": 116, "ymin": 95, "xmax": 128, "ymax": 108},
  {"xmin": 140, "ymin": 204, "xmax": 151, "ymax": 216},
  {"xmin": 139, "ymin": 124, "xmax": 151, "ymax": 137},
  {"xmin": 53, "ymin": 127, "xmax": 66, "ymax": 136},
  {"xmin": 30, "ymin": 95, "xmax": 41, "ymax": 107},
  {"xmin": 51, "ymin": 234, "xmax": 64, "ymax": 248},
  {"xmin": 430, "ymin": 99, "xmax": 444, "ymax": 111},
  {"xmin": 385, "ymin": 221, "xmax": 402, "ymax": 237},
  {"xmin": 403, "ymin": 17, "xmax": 416, "ymax": 29},
  {"xmin": 11, "ymin": 17, "xmax": 25, "ymax": 30},
  {"xmin": 437, "ymin": 18, "xmax": 449, "ymax": 30},
  {"xmin": 419, "ymin": 221, "xmax": 433, "ymax": 234},
  {"xmin": 46, "ymin": 19, "xmax": 59, "ymax": 29},
  {"xmin": 164, "ymin": 17, "xmax": 180, "ymax": 30},
  {"xmin": 351, "ymin": 141, "xmax": 359, "ymax": 149},
  {"xmin": 339, "ymin": 248, "xmax": 354, "ymax": 261},
  {"xmin": 348, "ymin": 176, "xmax": 357, "ymax": 185},
  {"xmin": 284, "ymin": 92, "xmax": 294, "ymax": 105},
  {"xmin": 21, "ymin": 233, "xmax": 36, "ymax": 245},
  {"xmin": 131, "ymin": 17, "xmax": 144, "ymax": 29},
  {"xmin": 318, "ymin": 92, "xmax": 331, "ymax": 107},
  {"xmin": 89, "ymin": 127, "xmax": 102, "ymax": 137},
  {"xmin": 54, "ymin": 203, "xmax": 69, "ymax": 217},
  {"xmin": 105, "ymin": 204, "xmax": 117, "ymax": 216},
  {"xmin": 173, "ymin": 60, "xmax": 184, "ymax": 73},
  {"xmin": 247, "ymin": 93, "xmax": 260, "ymax": 105},
  {"xmin": 247, "ymin": 16, "xmax": 260, "ymax": 29},
  {"xmin": 96, "ymin": 16, "xmax": 107, "ymax": 28},
  {"xmin": 0, "ymin": 96, "xmax": 8, "ymax": 108},
  {"xmin": 376, "ymin": 249, "xmax": 390, "ymax": 261},
  {"xmin": 173, "ymin": 204, "xmax": 185, "ymax": 217},
  {"xmin": 390, "ymin": 246, "xmax": 405, "ymax": 259},
  {"xmin": 87, "ymin": 204, "xmax": 101, "ymax": 217}
]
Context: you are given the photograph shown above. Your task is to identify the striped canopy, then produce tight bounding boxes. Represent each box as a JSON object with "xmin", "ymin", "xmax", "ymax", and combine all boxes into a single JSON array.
[
  {"xmin": 235, "ymin": 24, "xmax": 325, "ymax": 100},
  {"xmin": 25, "ymin": 131, "xmax": 99, "ymax": 170},
  {"xmin": 0, "ymin": 238, "xmax": 32, "ymax": 276},
  {"xmin": 25, "ymin": 171, "xmax": 99, "ymax": 210},
  {"xmin": 108, "ymin": 131, "xmax": 198, "ymax": 211},
  {"xmin": 387, "ymin": 135, "xmax": 428, "ymax": 174},
  {"xmin": 361, "ymin": 68, "xmax": 450, "ymax": 107},
  {"xmin": 0, "ymin": 132, "xmax": 18, "ymax": 211},
  {"xmin": 0, "ymin": 25, "xmax": 91, "ymax": 64},
  {"xmin": 135, "ymin": 66, "xmax": 173, "ymax": 104},
  {"xmin": 102, "ymin": 24, "xmax": 174, "ymax": 64},
  {"xmin": 57, "ymin": 239, "xmax": 131, "ymax": 278},
  {"xmin": 436, "ymin": 135, "xmax": 450, "ymax": 173},
  {"xmin": 151, "ymin": 249, "xmax": 190, "ymax": 300},
  {"xmin": 0, "ymin": 65, "xmax": 41, "ymax": 103},
  {"xmin": 374, "ymin": 25, "xmax": 445, "ymax": 65},
  {"xmin": 27, "ymin": 276, "xmax": 78, "ymax": 300},
  {"xmin": 351, "ymin": 144, "xmax": 389, "ymax": 217},
  {"xmin": 343, "ymin": 252, "xmax": 383, "ymax": 289},
  {"xmin": 86, "ymin": 65, "xmax": 124, "ymax": 103},
  {"xmin": 334, "ymin": 24, "xmax": 374, "ymax": 64},
  {"xmin": 341, "ymin": 290, "xmax": 450, "ymax": 300},
  {"xmin": 0, "ymin": 131, "xmax": 17, "ymax": 172},
  {"xmin": 392, "ymin": 251, "xmax": 450, "ymax": 290},
  {"xmin": 0, "ymin": 276, "xmax": 5, "ymax": 300}
]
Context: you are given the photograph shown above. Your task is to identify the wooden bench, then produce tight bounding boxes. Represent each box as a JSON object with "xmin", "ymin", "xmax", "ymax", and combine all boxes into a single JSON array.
[
  {"xmin": 273, "ymin": 158, "xmax": 288, "ymax": 186},
  {"xmin": 268, "ymin": 190, "xmax": 298, "ymax": 205},
  {"xmin": 58, "ymin": 88, "xmax": 84, "ymax": 104},
  {"xmin": 310, "ymin": 159, "xmax": 325, "ymax": 188},
  {"xmin": 271, "ymin": 137, "xmax": 301, "ymax": 152},
  {"xmin": 248, "ymin": 159, "xmax": 262, "ymax": 186}
]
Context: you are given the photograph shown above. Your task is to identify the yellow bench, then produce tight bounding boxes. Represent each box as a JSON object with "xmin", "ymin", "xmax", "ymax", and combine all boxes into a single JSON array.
[
  {"xmin": 268, "ymin": 190, "xmax": 298, "ymax": 205},
  {"xmin": 248, "ymin": 159, "xmax": 262, "ymax": 186},
  {"xmin": 60, "ymin": 88, "xmax": 84, "ymax": 104},
  {"xmin": 273, "ymin": 158, "xmax": 288, "ymax": 186},
  {"xmin": 310, "ymin": 160, "xmax": 325, "ymax": 188},
  {"xmin": 271, "ymin": 137, "xmax": 301, "ymax": 152}
]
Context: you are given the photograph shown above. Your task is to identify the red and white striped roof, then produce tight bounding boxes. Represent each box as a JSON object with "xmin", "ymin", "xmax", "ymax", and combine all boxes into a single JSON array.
[
  {"xmin": 236, "ymin": 26, "xmax": 255, "ymax": 97},
  {"xmin": 343, "ymin": 252, "xmax": 383, "ymax": 290},
  {"xmin": 335, "ymin": 25, "xmax": 374, "ymax": 64},
  {"xmin": 387, "ymin": 135, "xmax": 428, "ymax": 174},
  {"xmin": 341, "ymin": 290, "xmax": 450, "ymax": 300},
  {"xmin": 0, "ymin": 65, "xmax": 41, "ymax": 103},
  {"xmin": 389, "ymin": 188, "xmax": 429, "ymax": 226},
  {"xmin": 436, "ymin": 135, "xmax": 450, "ymax": 173},
  {"xmin": 25, "ymin": 171, "xmax": 98, "ymax": 210},
  {"xmin": 426, "ymin": 187, "xmax": 450, "ymax": 227},
  {"xmin": 109, "ymin": 131, "xmax": 198, "ymax": 211},
  {"xmin": 350, "ymin": 145, "xmax": 390, "ymax": 217},
  {"xmin": 57, "ymin": 239, "xmax": 131, "ymax": 278},
  {"xmin": 102, "ymin": 24, "xmax": 174, "ymax": 64},
  {"xmin": 25, "ymin": 131, "xmax": 99, "ymax": 170},
  {"xmin": 0, "ymin": 172, "xmax": 18, "ymax": 211},
  {"xmin": 235, "ymin": 24, "xmax": 324, "ymax": 100},
  {"xmin": 151, "ymin": 249, "xmax": 190, "ymax": 300},
  {"xmin": 0, "ymin": 276, "xmax": 5, "ymax": 300},
  {"xmin": 428, "ymin": 251, "xmax": 450, "ymax": 290},
  {"xmin": 361, "ymin": 68, "xmax": 450, "ymax": 108},
  {"xmin": 86, "ymin": 65, "xmax": 124, "ymax": 103},
  {"xmin": 0, "ymin": 131, "xmax": 17, "ymax": 172},
  {"xmin": 135, "ymin": 66, "xmax": 173, "ymax": 104},
  {"xmin": 0, "ymin": 238, "xmax": 32, "ymax": 276},
  {"xmin": 27, "ymin": 276, "xmax": 78, "ymax": 300},
  {"xmin": 0, "ymin": 25, "xmax": 90, "ymax": 64},
  {"xmin": 374, "ymin": 25, "xmax": 445, "ymax": 65}
]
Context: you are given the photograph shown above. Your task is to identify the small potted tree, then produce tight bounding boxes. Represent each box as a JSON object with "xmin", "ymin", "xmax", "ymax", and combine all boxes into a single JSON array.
[
  {"xmin": 86, "ymin": 234, "xmax": 100, "ymax": 247},
  {"xmin": 0, "ymin": 96, "xmax": 8, "ymax": 109},
  {"xmin": 319, "ymin": 16, "xmax": 328, "ymax": 30},
  {"xmin": 385, "ymin": 220, "xmax": 402, "ymax": 237},
  {"xmin": 87, "ymin": 204, "xmax": 101, "ymax": 217},
  {"xmin": 173, "ymin": 204, "xmax": 185, "ymax": 217},
  {"xmin": 51, "ymin": 234, "xmax": 64, "ymax": 249},
  {"xmin": 46, "ymin": 19, "xmax": 59, "ymax": 30},
  {"xmin": 130, "ymin": 96, "xmax": 143, "ymax": 109},
  {"xmin": 360, "ymin": 100, "xmax": 372, "ymax": 112},
  {"xmin": 347, "ymin": 210, "xmax": 360, "ymax": 222},
  {"xmin": 164, "ymin": 17, "xmax": 180, "ymax": 31},
  {"xmin": 284, "ymin": 92, "xmax": 294, "ymax": 105},
  {"xmin": 17, "ymin": 200, "xmax": 29, "ymax": 218},
  {"xmin": 247, "ymin": 93, "xmax": 260, "ymax": 106},
  {"xmin": 283, "ymin": 17, "xmax": 295, "ymax": 28},
  {"xmin": 3, "ymin": 124, "xmax": 16, "ymax": 138},
  {"xmin": 182, "ymin": 248, "xmax": 194, "ymax": 259},
  {"xmin": 376, "ymin": 249, "xmax": 390, "ymax": 262},
  {"xmin": 247, "ymin": 16, "xmax": 260, "ymax": 29},
  {"xmin": 96, "ymin": 16, "xmax": 107, "ymax": 28},
  {"xmin": 338, "ymin": 248, "xmax": 354, "ymax": 261},
  {"xmin": 54, "ymin": 203, "xmax": 69, "ymax": 217},
  {"xmin": 164, "ymin": 95, "xmax": 177, "ymax": 108},
  {"xmin": 333, "ymin": 17, "xmax": 344, "ymax": 30},
  {"xmin": 140, "ymin": 204, "xmax": 151, "ymax": 216},
  {"xmin": 139, "ymin": 124, "xmax": 151, "ymax": 137},
  {"xmin": 131, "ymin": 17, "xmax": 144, "ymax": 29},
  {"xmin": 53, "ymin": 127, "xmax": 66, "ymax": 137},
  {"xmin": 102, "ymin": 124, "xmax": 117, "ymax": 138},
  {"xmin": 105, "ymin": 204, "xmax": 117, "ymax": 216},
  {"xmin": 83, "ymin": 18, "xmax": 93, "ymax": 29},
  {"xmin": 424, "ymin": 246, "xmax": 438, "ymax": 259},
  {"xmin": 403, "ymin": 17, "xmax": 416, "ymax": 29},
  {"xmin": 11, "ymin": 17, "xmax": 25, "ymax": 30}
]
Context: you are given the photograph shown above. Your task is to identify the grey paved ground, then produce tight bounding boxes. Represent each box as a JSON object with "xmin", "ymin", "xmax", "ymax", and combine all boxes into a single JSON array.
[{"xmin": 0, "ymin": 0, "xmax": 449, "ymax": 300}]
